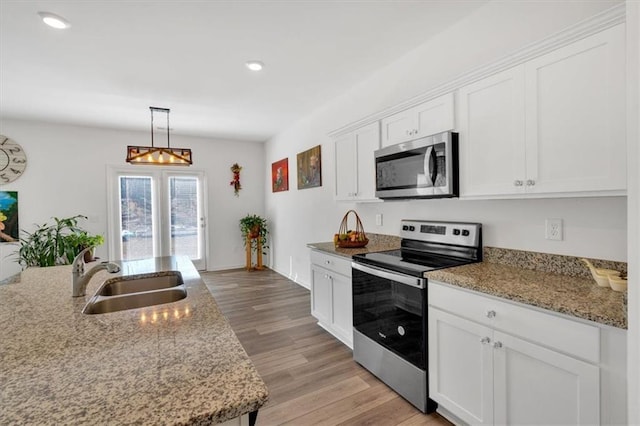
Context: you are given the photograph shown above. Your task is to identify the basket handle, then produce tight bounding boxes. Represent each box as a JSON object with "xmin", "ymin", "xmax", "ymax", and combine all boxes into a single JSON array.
[{"xmin": 338, "ymin": 210, "xmax": 367, "ymax": 238}]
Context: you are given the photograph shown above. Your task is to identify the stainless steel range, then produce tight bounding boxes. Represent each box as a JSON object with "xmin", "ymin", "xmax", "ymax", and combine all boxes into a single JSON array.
[{"xmin": 351, "ymin": 220, "xmax": 482, "ymax": 413}]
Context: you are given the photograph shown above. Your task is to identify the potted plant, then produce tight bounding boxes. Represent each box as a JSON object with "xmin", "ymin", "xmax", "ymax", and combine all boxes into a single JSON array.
[
  {"xmin": 239, "ymin": 214, "xmax": 269, "ymax": 254},
  {"xmin": 17, "ymin": 215, "xmax": 104, "ymax": 267},
  {"xmin": 64, "ymin": 231, "xmax": 105, "ymax": 263}
]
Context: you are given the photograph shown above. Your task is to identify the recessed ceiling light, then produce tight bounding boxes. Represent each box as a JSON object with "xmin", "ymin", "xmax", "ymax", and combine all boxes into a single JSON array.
[
  {"xmin": 245, "ymin": 61, "xmax": 264, "ymax": 72},
  {"xmin": 37, "ymin": 12, "xmax": 71, "ymax": 29}
]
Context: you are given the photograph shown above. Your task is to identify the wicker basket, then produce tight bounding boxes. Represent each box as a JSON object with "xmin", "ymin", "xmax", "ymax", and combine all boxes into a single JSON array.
[{"xmin": 335, "ymin": 210, "xmax": 369, "ymax": 248}]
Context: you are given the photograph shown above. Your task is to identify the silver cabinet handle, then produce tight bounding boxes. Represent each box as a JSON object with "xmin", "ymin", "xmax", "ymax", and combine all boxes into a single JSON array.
[
  {"xmin": 493, "ymin": 341, "xmax": 503, "ymax": 349},
  {"xmin": 526, "ymin": 179, "xmax": 536, "ymax": 186},
  {"xmin": 480, "ymin": 337, "xmax": 491, "ymax": 344},
  {"xmin": 486, "ymin": 310, "xmax": 496, "ymax": 318},
  {"xmin": 514, "ymin": 180, "xmax": 523, "ymax": 186}
]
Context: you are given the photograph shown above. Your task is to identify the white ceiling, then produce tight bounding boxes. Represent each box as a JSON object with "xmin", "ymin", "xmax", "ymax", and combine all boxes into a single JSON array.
[{"xmin": 0, "ymin": 1, "xmax": 488, "ymax": 142}]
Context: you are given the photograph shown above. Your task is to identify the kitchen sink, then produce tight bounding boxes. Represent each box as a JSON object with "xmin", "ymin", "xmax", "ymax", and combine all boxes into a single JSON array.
[
  {"xmin": 97, "ymin": 271, "xmax": 184, "ymax": 296},
  {"xmin": 82, "ymin": 271, "xmax": 187, "ymax": 315},
  {"xmin": 83, "ymin": 287, "xmax": 187, "ymax": 315}
]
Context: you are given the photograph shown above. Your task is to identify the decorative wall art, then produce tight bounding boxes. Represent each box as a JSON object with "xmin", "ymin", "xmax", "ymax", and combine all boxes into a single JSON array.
[
  {"xmin": 230, "ymin": 163, "xmax": 242, "ymax": 196},
  {"xmin": 297, "ymin": 145, "xmax": 322, "ymax": 190},
  {"xmin": 271, "ymin": 158, "xmax": 289, "ymax": 192},
  {"xmin": 0, "ymin": 191, "xmax": 18, "ymax": 242}
]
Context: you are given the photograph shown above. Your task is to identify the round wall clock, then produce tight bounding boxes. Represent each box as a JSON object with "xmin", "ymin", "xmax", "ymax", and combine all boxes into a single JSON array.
[{"xmin": 0, "ymin": 135, "xmax": 27, "ymax": 185}]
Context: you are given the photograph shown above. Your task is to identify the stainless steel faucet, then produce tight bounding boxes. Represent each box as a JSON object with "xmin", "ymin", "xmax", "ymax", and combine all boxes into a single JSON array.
[{"xmin": 72, "ymin": 247, "xmax": 120, "ymax": 297}]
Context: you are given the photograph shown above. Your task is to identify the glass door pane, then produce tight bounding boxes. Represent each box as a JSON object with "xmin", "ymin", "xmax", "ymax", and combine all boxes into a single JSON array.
[
  {"xmin": 164, "ymin": 172, "xmax": 206, "ymax": 270},
  {"xmin": 119, "ymin": 176, "xmax": 156, "ymax": 260},
  {"xmin": 169, "ymin": 176, "xmax": 199, "ymax": 259}
]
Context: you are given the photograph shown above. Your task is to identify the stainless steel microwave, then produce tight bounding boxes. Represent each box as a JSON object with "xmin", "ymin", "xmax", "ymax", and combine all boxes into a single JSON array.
[{"xmin": 374, "ymin": 131, "xmax": 458, "ymax": 199}]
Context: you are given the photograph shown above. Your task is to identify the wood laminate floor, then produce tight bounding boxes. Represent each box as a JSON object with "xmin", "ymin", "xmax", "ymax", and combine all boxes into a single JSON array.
[{"xmin": 202, "ymin": 268, "xmax": 452, "ymax": 426}]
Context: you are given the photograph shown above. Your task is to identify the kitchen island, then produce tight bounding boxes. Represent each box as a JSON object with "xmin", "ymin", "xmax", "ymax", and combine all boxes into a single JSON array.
[{"xmin": 0, "ymin": 256, "xmax": 268, "ymax": 425}]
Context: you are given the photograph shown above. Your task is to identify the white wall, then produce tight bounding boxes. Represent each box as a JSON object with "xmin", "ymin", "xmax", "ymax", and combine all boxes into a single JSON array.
[
  {"xmin": 626, "ymin": 0, "xmax": 640, "ymax": 422},
  {"xmin": 264, "ymin": 0, "xmax": 627, "ymax": 287},
  {"xmin": 0, "ymin": 118, "xmax": 265, "ymax": 270}
]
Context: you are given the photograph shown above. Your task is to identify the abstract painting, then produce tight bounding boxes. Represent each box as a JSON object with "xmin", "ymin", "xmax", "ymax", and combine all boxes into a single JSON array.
[
  {"xmin": 0, "ymin": 191, "xmax": 18, "ymax": 242},
  {"xmin": 297, "ymin": 145, "xmax": 322, "ymax": 190},
  {"xmin": 271, "ymin": 158, "xmax": 289, "ymax": 192}
]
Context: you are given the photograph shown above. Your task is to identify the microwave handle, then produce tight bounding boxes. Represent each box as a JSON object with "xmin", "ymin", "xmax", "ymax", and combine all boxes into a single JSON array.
[{"xmin": 424, "ymin": 146, "xmax": 437, "ymax": 184}]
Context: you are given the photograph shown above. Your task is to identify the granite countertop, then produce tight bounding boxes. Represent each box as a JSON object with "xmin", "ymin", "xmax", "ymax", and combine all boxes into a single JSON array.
[
  {"xmin": 309, "ymin": 238, "xmax": 626, "ymax": 329},
  {"xmin": 0, "ymin": 256, "xmax": 268, "ymax": 425},
  {"xmin": 426, "ymin": 261, "xmax": 627, "ymax": 329},
  {"xmin": 307, "ymin": 233, "xmax": 401, "ymax": 258}
]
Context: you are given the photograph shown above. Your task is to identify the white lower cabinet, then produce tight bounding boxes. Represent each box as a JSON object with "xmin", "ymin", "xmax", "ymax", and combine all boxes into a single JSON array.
[
  {"xmin": 310, "ymin": 250, "xmax": 353, "ymax": 348},
  {"xmin": 428, "ymin": 281, "xmax": 625, "ymax": 426}
]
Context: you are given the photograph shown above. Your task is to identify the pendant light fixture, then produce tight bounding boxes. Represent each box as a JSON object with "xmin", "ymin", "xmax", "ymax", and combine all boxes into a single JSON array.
[{"xmin": 126, "ymin": 107, "xmax": 193, "ymax": 166}]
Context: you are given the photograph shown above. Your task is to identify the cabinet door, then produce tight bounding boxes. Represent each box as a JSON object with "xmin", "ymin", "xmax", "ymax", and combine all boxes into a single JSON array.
[
  {"xmin": 354, "ymin": 122, "xmax": 380, "ymax": 201},
  {"xmin": 428, "ymin": 307, "xmax": 494, "ymax": 425},
  {"xmin": 524, "ymin": 24, "xmax": 626, "ymax": 194},
  {"xmin": 493, "ymin": 331, "xmax": 600, "ymax": 426},
  {"xmin": 380, "ymin": 109, "xmax": 416, "ymax": 147},
  {"xmin": 414, "ymin": 93, "xmax": 455, "ymax": 139},
  {"xmin": 458, "ymin": 66, "xmax": 526, "ymax": 197},
  {"xmin": 330, "ymin": 272, "xmax": 353, "ymax": 346},
  {"xmin": 310, "ymin": 265, "xmax": 332, "ymax": 325},
  {"xmin": 334, "ymin": 133, "xmax": 356, "ymax": 200},
  {"xmin": 381, "ymin": 93, "xmax": 455, "ymax": 147}
]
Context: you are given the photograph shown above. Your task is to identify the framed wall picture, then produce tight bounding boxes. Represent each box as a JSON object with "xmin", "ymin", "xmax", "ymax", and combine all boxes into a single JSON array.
[
  {"xmin": 297, "ymin": 145, "xmax": 322, "ymax": 190},
  {"xmin": 271, "ymin": 158, "xmax": 289, "ymax": 192},
  {"xmin": 0, "ymin": 191, "xmax": 18, "ymax": 242}
]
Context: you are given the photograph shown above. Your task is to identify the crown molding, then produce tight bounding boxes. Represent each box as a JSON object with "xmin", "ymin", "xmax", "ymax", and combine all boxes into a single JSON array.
[{"xmin": 329, "ymin": 3, "xmax": 625, "ymax": 138}]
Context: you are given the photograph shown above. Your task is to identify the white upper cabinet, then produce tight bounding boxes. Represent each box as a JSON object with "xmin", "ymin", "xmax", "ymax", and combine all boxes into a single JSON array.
[
  {"xmin": 458, "ymin": 66, "xmax": 527, "ymax": 196},
  {"xmin": 523, "ymin": 24, "xmax": 626, "ymax": 194},
  {"xmin": 334, "ymin": 122, "xmax": 380, "ymax": 202},
  {"xmin": 458, "ymin": 24, "xmax": 626, "ymax": 198},
  {"xmin": 381, "ymin": 93, "xmax": 455, "ymax": 147}
]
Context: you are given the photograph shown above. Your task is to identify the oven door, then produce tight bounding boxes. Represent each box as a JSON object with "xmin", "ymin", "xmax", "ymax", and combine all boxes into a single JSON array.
[{"xmin": 352, "ymin": 262, "xmax": 427, "ymax": 369}]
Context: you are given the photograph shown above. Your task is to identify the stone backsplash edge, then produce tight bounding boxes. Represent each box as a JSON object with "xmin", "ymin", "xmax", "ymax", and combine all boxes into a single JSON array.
[{"xmin": 484, "ymin": 246, "xmax": 627, "ymax": 279}]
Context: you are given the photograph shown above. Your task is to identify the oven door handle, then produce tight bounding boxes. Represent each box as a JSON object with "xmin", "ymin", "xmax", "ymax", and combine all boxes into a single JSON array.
[{"xmin": 352, "ymin": 262, "xmax": 426, "ymax": 289}]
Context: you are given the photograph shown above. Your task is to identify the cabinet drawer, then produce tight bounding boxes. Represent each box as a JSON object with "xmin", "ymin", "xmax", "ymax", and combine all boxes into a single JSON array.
[
  {"xmin": 310, "ymin": 250, "xmax": 352, "ymax": 278},
  {"xmin": 429, "ymin": 282, "xmax": 600, "ymax": 363}
]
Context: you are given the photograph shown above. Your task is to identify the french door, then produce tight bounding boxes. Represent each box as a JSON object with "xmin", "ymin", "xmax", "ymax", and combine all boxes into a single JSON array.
[{"xmin": 107, "ymin": 167, "xmax": 207, "ymax": 270}]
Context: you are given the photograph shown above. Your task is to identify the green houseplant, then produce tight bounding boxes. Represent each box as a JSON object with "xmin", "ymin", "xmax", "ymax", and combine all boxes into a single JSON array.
[
  {"xmin": 17, "ymin": 215, "xmax": 104, "ymax": 267},
  {"xmin": 239, "ymin": 214, "xmax": 269, "ymax": 254},
  {"xmin": 64, "ymin": 231, "xmax": 105, "ymax": 263}
]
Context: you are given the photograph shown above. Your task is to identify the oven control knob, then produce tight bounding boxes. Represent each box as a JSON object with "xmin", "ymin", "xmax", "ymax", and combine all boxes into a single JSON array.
[
  {"xmin": 402, "ymin": 225, "xmax": 409, "ymax": 231},
  {"xmin": 462, "ymin": 229, "xmax": 470, "ymax": 236},
  {"xmin": 409, "ymin": 226, "xmax": 415, "ymax": 232},
  {"xmin": 453, "ymin": 229, "xmax": 461, "ymax": 236},
  {"xmin": 397, "ymin": 326, "xmax": 405, "ymax": 336}
]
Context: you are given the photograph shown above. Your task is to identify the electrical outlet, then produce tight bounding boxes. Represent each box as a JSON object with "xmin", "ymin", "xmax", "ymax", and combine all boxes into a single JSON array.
[
  {"xmin": 375, "ymin": 214, "xmax": 383, "ymax": 226},
  {"xmin": 545, "ymin": 219, "xmax": 563, "ymax": 241}
]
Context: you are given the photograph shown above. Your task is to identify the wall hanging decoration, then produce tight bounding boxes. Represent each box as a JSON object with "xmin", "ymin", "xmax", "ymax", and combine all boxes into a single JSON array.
[
  {"xmin": 0, "ymin": 191, "xmax": 18, "ymax": 242},
  {"xmin": 230, "ymin": 163, "xmax": 242, "ymax": 196},
  {"xmin": 126, "ymin": 107, "xmax": 193, "ymax": 166},
  {"xmin": 297, "ymin": 145, "xmax": 322, "ymax": 189},
  {"xmin": 271, "ymin": 158, "xmax": 289, "ymax": 192},
  {"xmin": 0, "ymin": 135, "xmax": 27, "ymax": 185}
]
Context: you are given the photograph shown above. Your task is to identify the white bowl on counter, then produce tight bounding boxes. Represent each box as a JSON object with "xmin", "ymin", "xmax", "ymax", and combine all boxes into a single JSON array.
[
  {"xmin": 592, "ymin": 269, "xmax": 621, "ymax": 287},
  {"xmin": 608, "ymin": 276, "xmax": 628, "ymax": 292}
]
